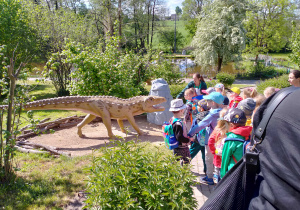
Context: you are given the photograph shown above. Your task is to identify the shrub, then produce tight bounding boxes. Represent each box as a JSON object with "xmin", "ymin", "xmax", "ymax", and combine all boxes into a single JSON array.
[
  {"xmin": 216, "ymin": 72, "xmax": 236, "ymax": 87},
  {"xmin": 237, "ymin": 62, "xmax": 286, "ymax": 79},
  {"xmin": 256, "ymin": 74, "xmax": 290, "ymax": 94},
  {"xmin": 206, "ymin": 79, "xmax": 217, "ymax": 88},
  {"xmin": 148, "ymin": 59, "xmax": 184, "ymax": 85},
  {"xmin": 169, "ymin": 83, "xmax": 186, "ymax": 99},
  {"xmin": 85, "ymin": 139, "xmax": 197, "ymax": 209}
]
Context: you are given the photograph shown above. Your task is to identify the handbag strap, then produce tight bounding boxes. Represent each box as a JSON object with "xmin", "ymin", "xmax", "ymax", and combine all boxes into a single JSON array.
[{"xmin": 254, "ymin": 87, "xmax": 297, "ymax": 142}]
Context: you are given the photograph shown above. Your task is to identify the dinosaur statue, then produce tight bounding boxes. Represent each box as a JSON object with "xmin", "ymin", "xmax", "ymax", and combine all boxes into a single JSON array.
[{"xmin": 18, "ymin": 95, "xmax": 166, "ymax": 138}]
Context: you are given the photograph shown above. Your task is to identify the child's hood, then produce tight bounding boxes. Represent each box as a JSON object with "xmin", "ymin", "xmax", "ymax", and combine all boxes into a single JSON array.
[{"xmin": 230, "ymin": 126, "xmax": 252, "ymax": 140}]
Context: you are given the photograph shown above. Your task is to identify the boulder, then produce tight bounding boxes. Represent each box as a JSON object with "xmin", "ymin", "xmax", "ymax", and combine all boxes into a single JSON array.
[{"xmin": 147, "ymin": 78, "xmax": 173, "ymax": 125}]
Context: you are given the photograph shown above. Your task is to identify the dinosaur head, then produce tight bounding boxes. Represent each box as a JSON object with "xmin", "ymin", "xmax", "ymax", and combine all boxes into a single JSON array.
[{"xmin": 142, "ymin": 96, "xmax": 166, "ymax": 112}]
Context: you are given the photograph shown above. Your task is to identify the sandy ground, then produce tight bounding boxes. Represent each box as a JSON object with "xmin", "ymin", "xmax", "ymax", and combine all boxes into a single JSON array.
[{"xmin": 27, "ymin": 114, "xmax": 164, "ymax": 157}]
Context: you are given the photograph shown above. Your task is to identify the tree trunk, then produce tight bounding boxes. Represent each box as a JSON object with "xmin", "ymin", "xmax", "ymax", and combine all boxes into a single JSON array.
[
  {"xmin": 4, "ymin": 60, "xmax": 16, "ymax": 177},
  {"xmin": 150, "ymin": 0, "xmax": 156, "ymax": 48},
  {"xmin": 118, "ymin": 0, "xmax": 122, "ymax": 48},
  {"xmin": 147, "ymin": 2, "xmax": 150, "ymax": 46},
  {"xmin": 134, "ymin": 7, "xmax": 138, "ymax": 49},
  {"xmin": 217, "ymin": 56, "xmax": 223, "ymax": 72}
]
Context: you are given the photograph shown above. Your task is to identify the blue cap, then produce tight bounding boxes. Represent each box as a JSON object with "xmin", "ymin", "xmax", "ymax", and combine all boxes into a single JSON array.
[{"xmin": 203, "ymin": 92, "xmax": 224, "ymax": 104}]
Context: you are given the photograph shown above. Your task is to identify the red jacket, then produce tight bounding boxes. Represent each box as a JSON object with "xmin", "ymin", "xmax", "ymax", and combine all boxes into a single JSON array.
[
  {"xmin": 229, "ymin": 96, "xmax": 243, "ymax": 108},
  {"xmin": 208, "ymin": 128, "xmax": 222, "ymax": 168}
]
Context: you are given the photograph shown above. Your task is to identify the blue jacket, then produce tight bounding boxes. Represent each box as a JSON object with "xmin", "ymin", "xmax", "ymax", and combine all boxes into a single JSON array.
[{"xmin": 188, "ymin": 108, "xmax": 222, "ymax": 143}]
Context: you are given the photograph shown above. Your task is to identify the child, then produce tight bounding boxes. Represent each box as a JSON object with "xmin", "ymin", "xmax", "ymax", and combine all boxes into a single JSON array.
[
  {"xmin": 184, "ymin": 88, "xmax": 198, "ymax": 129},
  {"xmin": 188, "ymin": 92, "xmax": 224, "ymax": 185},
  {"xmin": 169, "ymin": 99, "xmax": 191, "ymax": 165},
  {"xmin": 263, "ymin": 86, "xmax": 280, "ymax": 98},
  {"xmin": 215, "ymin": 83, "xmax": 229, "ymax": 106},
  {"xmin": 189, "ymin": 99, "xmax": 210, "ymax": 175},
  {"xmin": 228, "ymin": 87, "xmax": 243, "ymax": 108},
  {"xmin": 237, "ymin": 98, "xmax": 256, "ymax": 126},
  {"xmin": 251, "ymin": 94, "xmax": 267, "ymax": 123},
  {"xmin": 242, "ymin": 87, "xmax": 258, "ymax": 99},
  {"xmin": 220, "ymin": 108, "xmax": 253, "ymax": 178},
  {"xmin": 208, "ymin": 108, "xmax": 229, "ymax": 183}
]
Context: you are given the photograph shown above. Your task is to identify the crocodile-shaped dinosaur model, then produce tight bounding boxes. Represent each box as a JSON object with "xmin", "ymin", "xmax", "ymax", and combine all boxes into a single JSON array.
[{"xmin": 19, "ymin": 95, "xmax": 166, "ymax": 138}]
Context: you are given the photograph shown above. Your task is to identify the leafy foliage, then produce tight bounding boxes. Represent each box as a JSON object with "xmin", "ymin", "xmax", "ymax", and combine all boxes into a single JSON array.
[
  {"xmin": 289, "ymin": 22, "xmax": 300, "ymax": 68},
  {"xmin": 85, "ymin": 139, "xmax": 197, "ymax": 209},
  {"xmin": 62, "ymin": 37, "xmax": 149, "ymax": 98},
  {"xmin": 148, "ymin": 58, "xmax": 184, "ymax": 85},
  {"xmin": 169, "ymin": 84, "xmax": 187, "ymax": 99},
  {"xmin": 158, "ymin": 30, "xmax": 185, "ymax": 52},
  {"xmin": 24, "ymin": 1, "xmax": 99, "ymax": 59},
  {"xmin": 256, "ymin": 74, "xmax": 290, "ymax": 94},
  {"xmin": 0, "ymin": 0, "xmax": 37, "ymax": 60},
  {"xmin": 216, "ymin": 72, "xmax": 236, "ymax": 87},
  {"xmin": 237, "ymin": 62, "xmax": 286, "ymax": 79},
  {"xmin": 192, "ymin": 0, "xmax": 247, "ymax": 72},
  {"xmin": 244, "ymin": 0, "xmax": 294, "ymax": 58}
]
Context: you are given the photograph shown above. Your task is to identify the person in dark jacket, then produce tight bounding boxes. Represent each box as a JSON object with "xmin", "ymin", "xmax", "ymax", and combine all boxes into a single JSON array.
[
  {"xmin": 248, "ymin": 87, "xmax": 300, "ymax": 209},
  {"xmin": 177, "ymin": 73, "xmax": 207, "ymax": 98}
]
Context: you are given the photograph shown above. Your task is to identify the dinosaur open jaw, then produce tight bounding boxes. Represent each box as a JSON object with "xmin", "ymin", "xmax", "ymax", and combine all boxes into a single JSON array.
[{"xmin": 152, "ymin": 105, "xmax": 165, "ymax": 110}]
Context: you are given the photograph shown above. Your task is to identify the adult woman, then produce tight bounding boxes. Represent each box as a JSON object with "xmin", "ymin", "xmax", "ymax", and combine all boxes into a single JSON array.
[
  {"xmin": 176, "ymin": 73, "xmax": 207, "ymax": 98},
  {"xmin": 288, "ymin": 70, "xmax": 300, "ymax": 87}
]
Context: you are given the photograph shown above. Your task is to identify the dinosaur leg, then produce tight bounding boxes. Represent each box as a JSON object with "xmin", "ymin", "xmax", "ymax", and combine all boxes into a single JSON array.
[
  {"xmin": 77, "ymin": 114, "xmax": 96, "ymax": 137},
  {"xmin": 98, "ymin": 110, "xmax": 114, "ymax": 138},
  {"xmin": 126, "ymin": 115, "xmax": 144, "ymax": 136},
  {"xmin": 117, "ymin": 119, "xmax": 126, "ymax": 133}
]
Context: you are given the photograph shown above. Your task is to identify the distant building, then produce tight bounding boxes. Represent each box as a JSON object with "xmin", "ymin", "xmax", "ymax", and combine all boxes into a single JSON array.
[{"xmin": 171, "ymin": 14, "xmax": 179, "ymax": 21}]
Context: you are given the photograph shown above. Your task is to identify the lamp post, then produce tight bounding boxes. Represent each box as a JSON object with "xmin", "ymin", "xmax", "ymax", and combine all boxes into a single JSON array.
[{"xmin": 174, "ymin": 14, "xmax": 176, "ymax": 53}]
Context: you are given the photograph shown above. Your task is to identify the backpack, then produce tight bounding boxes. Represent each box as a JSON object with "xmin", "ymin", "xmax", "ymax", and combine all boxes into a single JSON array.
[
  {"xmin": 187, "ymin": 96, "xmax": 202, "ymax": 124},
  {"xmin": 162, "ymin": 118, "xmax": 182, "ymax": 150}
]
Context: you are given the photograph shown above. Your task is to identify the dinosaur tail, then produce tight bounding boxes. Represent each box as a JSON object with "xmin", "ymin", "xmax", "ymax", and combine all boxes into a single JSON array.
[{"xmin": 23, "ymin": 96, "xmax": 93, "ymax": 111}]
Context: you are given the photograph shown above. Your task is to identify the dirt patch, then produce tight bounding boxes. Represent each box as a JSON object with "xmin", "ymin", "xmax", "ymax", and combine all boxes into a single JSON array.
[{"xmin": 27, "ymin": 114, "xmax": 164, "ymax": 157}]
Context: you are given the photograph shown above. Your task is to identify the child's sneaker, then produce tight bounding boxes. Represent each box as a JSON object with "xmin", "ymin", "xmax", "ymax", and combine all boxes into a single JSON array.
[
  {"xmin": 213, "ymin": 174, "xmax": 220, "ymax": 184},
  {"xmin": 200, "ymin": 176, "xmax": 214, "ymax": 185}
]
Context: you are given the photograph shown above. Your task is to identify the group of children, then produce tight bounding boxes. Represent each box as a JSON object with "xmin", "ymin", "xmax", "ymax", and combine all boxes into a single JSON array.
[{"xmin": 168, "ymin": 83, "xmax": 275, "ymax": 185}]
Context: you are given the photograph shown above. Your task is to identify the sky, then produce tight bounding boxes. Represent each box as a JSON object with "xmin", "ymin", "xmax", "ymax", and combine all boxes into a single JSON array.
[{"xmin": 166, "ymin": 0, "xmax": 184, "ymax": 14}]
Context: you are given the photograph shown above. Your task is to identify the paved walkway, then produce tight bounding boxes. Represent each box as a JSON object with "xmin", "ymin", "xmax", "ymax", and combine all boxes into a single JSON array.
[{"xmin": 190, "ymin": 153, "xmax": 214, "ymax": 209}]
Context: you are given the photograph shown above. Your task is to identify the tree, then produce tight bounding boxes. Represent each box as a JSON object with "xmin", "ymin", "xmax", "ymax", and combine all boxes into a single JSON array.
[
  {"xmin": 0, "ymin": 0, "xmax": 36, "ymax": 181},
  {"xmin": 244, "ymin": 0, "xmax": 295, "ymax": 63},
  {"xmin": 159, "ymin": 29, "xmax": 185, "ymax": 52},
  {"xmin": 0, "ymin": 0, "xmax": 37, "ymax": 68},
  {"xmin": 289, "ymin": 21, "xmax": 300, "ymax": 68},
  {"xmin": 192, "ymin": 0, "xmax": 247, "ymax": 72},
  {"xmin": 181, "ymin": 0, "xmax": 210, "ymax": 36},
  {"xmin": 175, "ymin": 6, "xmax": 182, "ymax": 16}
]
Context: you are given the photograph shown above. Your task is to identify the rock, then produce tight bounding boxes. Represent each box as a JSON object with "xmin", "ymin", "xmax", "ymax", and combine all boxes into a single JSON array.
[{"xmin": 147, "ymin": 78, "xmax": 173, "ymax": 125}]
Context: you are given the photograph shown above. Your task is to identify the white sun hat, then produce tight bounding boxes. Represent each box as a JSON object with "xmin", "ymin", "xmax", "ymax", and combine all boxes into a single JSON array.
[{"xmin": 169, "ymin": 99, "xmax": 187, "ymax": 111}]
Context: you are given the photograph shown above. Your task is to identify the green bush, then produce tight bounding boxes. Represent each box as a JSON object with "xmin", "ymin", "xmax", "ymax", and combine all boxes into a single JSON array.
[
  {"xmin": 237, "ymin": 62, "xmax": 286, "ymax": 79},
  {"xmin": 148, "ymin": 59, "xmax": 184, "ymax": 85},
  {"xmin": 169, "ymin": 83, "xmax": 187, "ymax": 99},
  {"xmin": 216, "ymin": 72, "xmax": 236, "ymax": 87},
  {"xmin": 85, "ymin": 139, "xmax": 197, "ymax": 209},
  {"xmin": 206, "ymin": 79, "xmax": 217, "ymax": 88},
  {"xmin": 256, "ymin": 74, "xmax": 290, "ymax": 94}
]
